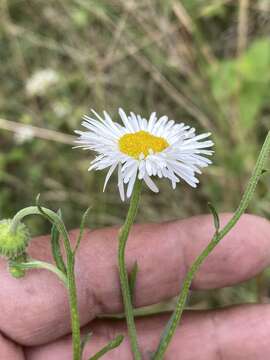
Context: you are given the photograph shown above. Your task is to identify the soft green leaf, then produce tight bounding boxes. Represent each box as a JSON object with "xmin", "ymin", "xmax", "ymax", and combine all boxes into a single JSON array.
[
  {"xmin": 80, "ymin": 332, "xmax": 92, "ymax": 357},
  {"xmin": 51, "ymin": 209, "xmax": 67, "ymax": 274},
  {"xmin": 74, "ymin": 207, "xmax": 91, "ymax": 253},
  {"xmin": 237, "ymin": 38, "xmax": 270, "ymax": 82},
  {"xmin": 238, "ymin": 84, "xmax": 265, "ymax": 130},
  {"xmin": 208, "ymin": 202, "xmax": 220, "ymax": 232},
  {"xmin": 209, "ymin": 60, "xmax": 238, "ymax": 100},
  {"xmin": 88, "ymin": 335, "xmax": 124, "ymax": 360}
]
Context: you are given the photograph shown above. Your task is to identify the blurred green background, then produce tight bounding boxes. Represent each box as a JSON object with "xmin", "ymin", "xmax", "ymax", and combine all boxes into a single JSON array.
[{"xmin": 0, "ymin": 0, "xmax": 270, "ymax": 308}]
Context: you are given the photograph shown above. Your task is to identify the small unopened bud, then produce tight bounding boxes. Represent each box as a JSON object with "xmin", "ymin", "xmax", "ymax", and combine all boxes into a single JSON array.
[
  {"xmin": 0, "ymin": 219, "xmax": 31, "ymax": 258},
  {"xmin": 8, "ymin": 253, "xmax": 28, "ymax": 278}
]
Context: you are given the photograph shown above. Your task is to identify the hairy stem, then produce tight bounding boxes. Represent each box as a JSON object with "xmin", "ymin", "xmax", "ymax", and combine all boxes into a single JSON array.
[
  {"xmin": 153, "ymin": 131, "xmax": 270, "ymax": 359},
  {"xmin": 67, "ymin": 253, "xmax": 81, "ymax": 360},
  {"xmin": 118, "ymin": 179, "xmax": 142, "ymax": 360},
  {"xmin": 11, "ymin": 259, "xmax": 68, "ymax": 285},
  {"xmin": 10, "ymin": 207, "xmax": 82, "ymax": 360}
]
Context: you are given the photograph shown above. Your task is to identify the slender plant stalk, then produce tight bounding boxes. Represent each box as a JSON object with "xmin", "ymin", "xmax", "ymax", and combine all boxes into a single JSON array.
[
  {"xmin": 67, "ymin": 252, "xmax": 81, "ymax": 360},
  {"xmin": 118, "ymin": 179, "xmax": 142, "ymax": 360},
  {"xmin": 11, "ymin": 259, "xmax": 68, "ymax": 285},
  {"xmin": 153, "ymin": 130, "xmax": 270, "ymax": 360},
  {"xmin": 10, "ymin": 207, "xmax": 82, "ymax": 360}
]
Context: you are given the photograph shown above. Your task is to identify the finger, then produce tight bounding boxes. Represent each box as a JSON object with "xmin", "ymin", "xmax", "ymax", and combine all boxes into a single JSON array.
[
  {"xmin": 0, "ymin": 332, "xmax": 24, "ymax": 360},
  {"xmin": 0, "ymin": 214, "xmax": 269, "ymax": 346},
  {"xmin": 25, "ymin": 304, "xmax": 270, "ymax": 360}
]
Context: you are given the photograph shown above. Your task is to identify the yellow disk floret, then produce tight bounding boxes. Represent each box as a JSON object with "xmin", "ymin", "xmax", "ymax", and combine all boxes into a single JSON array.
[
  {"xmin": 0, "ymin": 219, "xmax": 30, "ymax": 258},
  {"xmin": 118, "ymin": 130, "xmax": 169, "ymax": 159}
]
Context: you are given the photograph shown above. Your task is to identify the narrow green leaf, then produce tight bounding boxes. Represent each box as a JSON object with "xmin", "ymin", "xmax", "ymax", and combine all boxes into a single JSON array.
[
  {"xmin": 88, "ymin": 335, "xmax": 124, "ymax": 360},
  {"xmin": 74, "ymin": 207, "xmax": 91, "ymax": 253},
  {"xmin": 207, "ymin": 202, "xmax": 220, "ymax": 232},
  {"xmin": 129, "ymin": 261, "xmax": 138, "ymax": 305},
  {"xmin": 35, "ymin": 194, "xmax": 51, "ymax": 222},
  {"xmin": 51, "ymin": 209, "xmax": 67, "ymax": 274},
  {"xmin": 35, "ymin": 193, "xmax": 41, "ymax": 207},
  {"xmin": 261, "ymin": 168, "xmax": 268, "ymax": 175},
  {"xmin": 80, "ymin": 332, "xmax": 92, "ymax": 357},
  {"xmin": 153, "ymin": 312, "xmax": 174, "ymax": 356},
  {"xmin": 36, "ymin": 196, "xmax": 67, "ymax": 273}
]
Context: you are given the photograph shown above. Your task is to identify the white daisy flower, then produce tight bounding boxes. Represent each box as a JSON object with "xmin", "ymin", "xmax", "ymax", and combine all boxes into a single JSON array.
[{"xmin": 75, "ymin": 109, "xmax": 214, "ymax": 201}]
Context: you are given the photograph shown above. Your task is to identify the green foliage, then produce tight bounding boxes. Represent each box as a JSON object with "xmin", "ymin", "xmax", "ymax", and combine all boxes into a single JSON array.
[{"xmin": 210, "ymin": 38, "xmax": 270, "ymax": 132}]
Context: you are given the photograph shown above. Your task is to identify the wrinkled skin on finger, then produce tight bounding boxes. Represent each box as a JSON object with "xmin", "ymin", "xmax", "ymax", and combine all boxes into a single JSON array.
[
  {"xmin": 0, "ymin": 214, "xmax": 270, "ymax": 358},
  {"xmin": 4, "ymin": 305, "xmax": 270, "ymax": 359}
]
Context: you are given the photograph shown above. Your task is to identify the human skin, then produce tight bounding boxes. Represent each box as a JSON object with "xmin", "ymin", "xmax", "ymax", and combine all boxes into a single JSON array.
[{"xmin": 0, "ymin": 213, "xmax": 270, "ymax": 359}]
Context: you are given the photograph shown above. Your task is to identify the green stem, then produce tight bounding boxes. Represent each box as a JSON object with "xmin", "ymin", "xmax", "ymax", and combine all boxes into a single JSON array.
[
  {"xmin": 153, "ymin": 131, "xmax": 270, "ymax": 360},
  {"xmin": 10, "ymin": 259, "xmax": 68, "ymax": 285},
  {"xmin": 10, "ymin": 207, "xmax": 71, "ymax": 255},
  {"xmin": 9, "ymin": 206, "xmax": 82, "ymax": 360},
  {"xmin": 118, "ymin": 179, "xmax": 142, "ymax": 360},
  {"xmin": 67, "ymin": 253, "xmax": 81, "ymax": 360}
]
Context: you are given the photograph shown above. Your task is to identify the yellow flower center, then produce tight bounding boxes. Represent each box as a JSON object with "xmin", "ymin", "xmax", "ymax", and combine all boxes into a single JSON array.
[{"xmin": 118, "ymin": 130, "xmax": 169, "ymax": 159}]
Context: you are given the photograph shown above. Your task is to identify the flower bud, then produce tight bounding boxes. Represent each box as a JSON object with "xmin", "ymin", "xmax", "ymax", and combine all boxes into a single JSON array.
[
  {"xmin": 0, "ymin": 219, "xmax": 31, "ymax": 258},
  {"xmin": 8, "ymin": 253, "xmax": 28, "ymax": 278}
]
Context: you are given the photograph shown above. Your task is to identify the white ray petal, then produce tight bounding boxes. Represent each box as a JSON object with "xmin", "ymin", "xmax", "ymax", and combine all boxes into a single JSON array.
[
  {"xmin": 103, "ymin": 163, "xmax": 118, "ymax": 191},
  {"xmin": 127, "ymin": 172, "xmax": 138, "ymax": 198},
  {"xmin": 143, "ymin": 175, "xmax": 159, "ymax": 193},
  {"xmin": 147, "ymin": 112, "xmax": 157, "ymax": 132},
  {"xmin": 118, "ymin": 164, "xmax": 125, "ymax": 201},
  {"xmin": 119, "ymin": 108, "xmax": 134, "ymax": 133}
]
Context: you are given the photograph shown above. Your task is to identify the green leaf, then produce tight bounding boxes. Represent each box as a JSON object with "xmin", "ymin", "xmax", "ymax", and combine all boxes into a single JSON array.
[
  {"xmin": 239, "ymin": 86, "xmax": 264, "ymax": 130},
  {"xmin": 51, "ymin": 209, "xmax": 67, "ymax": 274},
  {"xmin": 237, "ymin": 38, "xmax": 270, "ymax": 82},
  {"xmin": 36, "ymin": 196, "xmax": 67, "ymax": 273},
  {"xmin": 35, "ymin": 194, "xmax": 51, "ymax": 222},
  {"xmin": 153, "ymin": 312, "xmax": 175, "ymax": 357},
  {"xmin": 129, "ymin": 261, "xmax": 138, "ymax": 305},
  {"xmin": 80, "ymin": 332, "xmax": 92, "ymax": 357},
  {"xmin": 209, "ymin": 60, "xmax": 238, "ymax": 100},
  {"xmin": 200, "ymin": 3, "xmax": 227, "ymax": 18},
  {"xmin": 88, "ymin": 335, "xmax": 124, "ymax": 360},
  {"xmin": 208, "ymin": 202, "xmax": 220, "ymax": 232},
  {"xmin": 209, "ymin": 38, "xmax": 270, "ymax": 132},
  {"xmin": 74, "ymin": 207, "xmax": 91, "ymax": 253}
]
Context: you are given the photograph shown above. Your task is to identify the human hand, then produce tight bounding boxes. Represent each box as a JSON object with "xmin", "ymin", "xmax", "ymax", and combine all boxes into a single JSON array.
[{"xmin": 1, "ymin": 213, "xmax": 270, "ymax": 359}]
